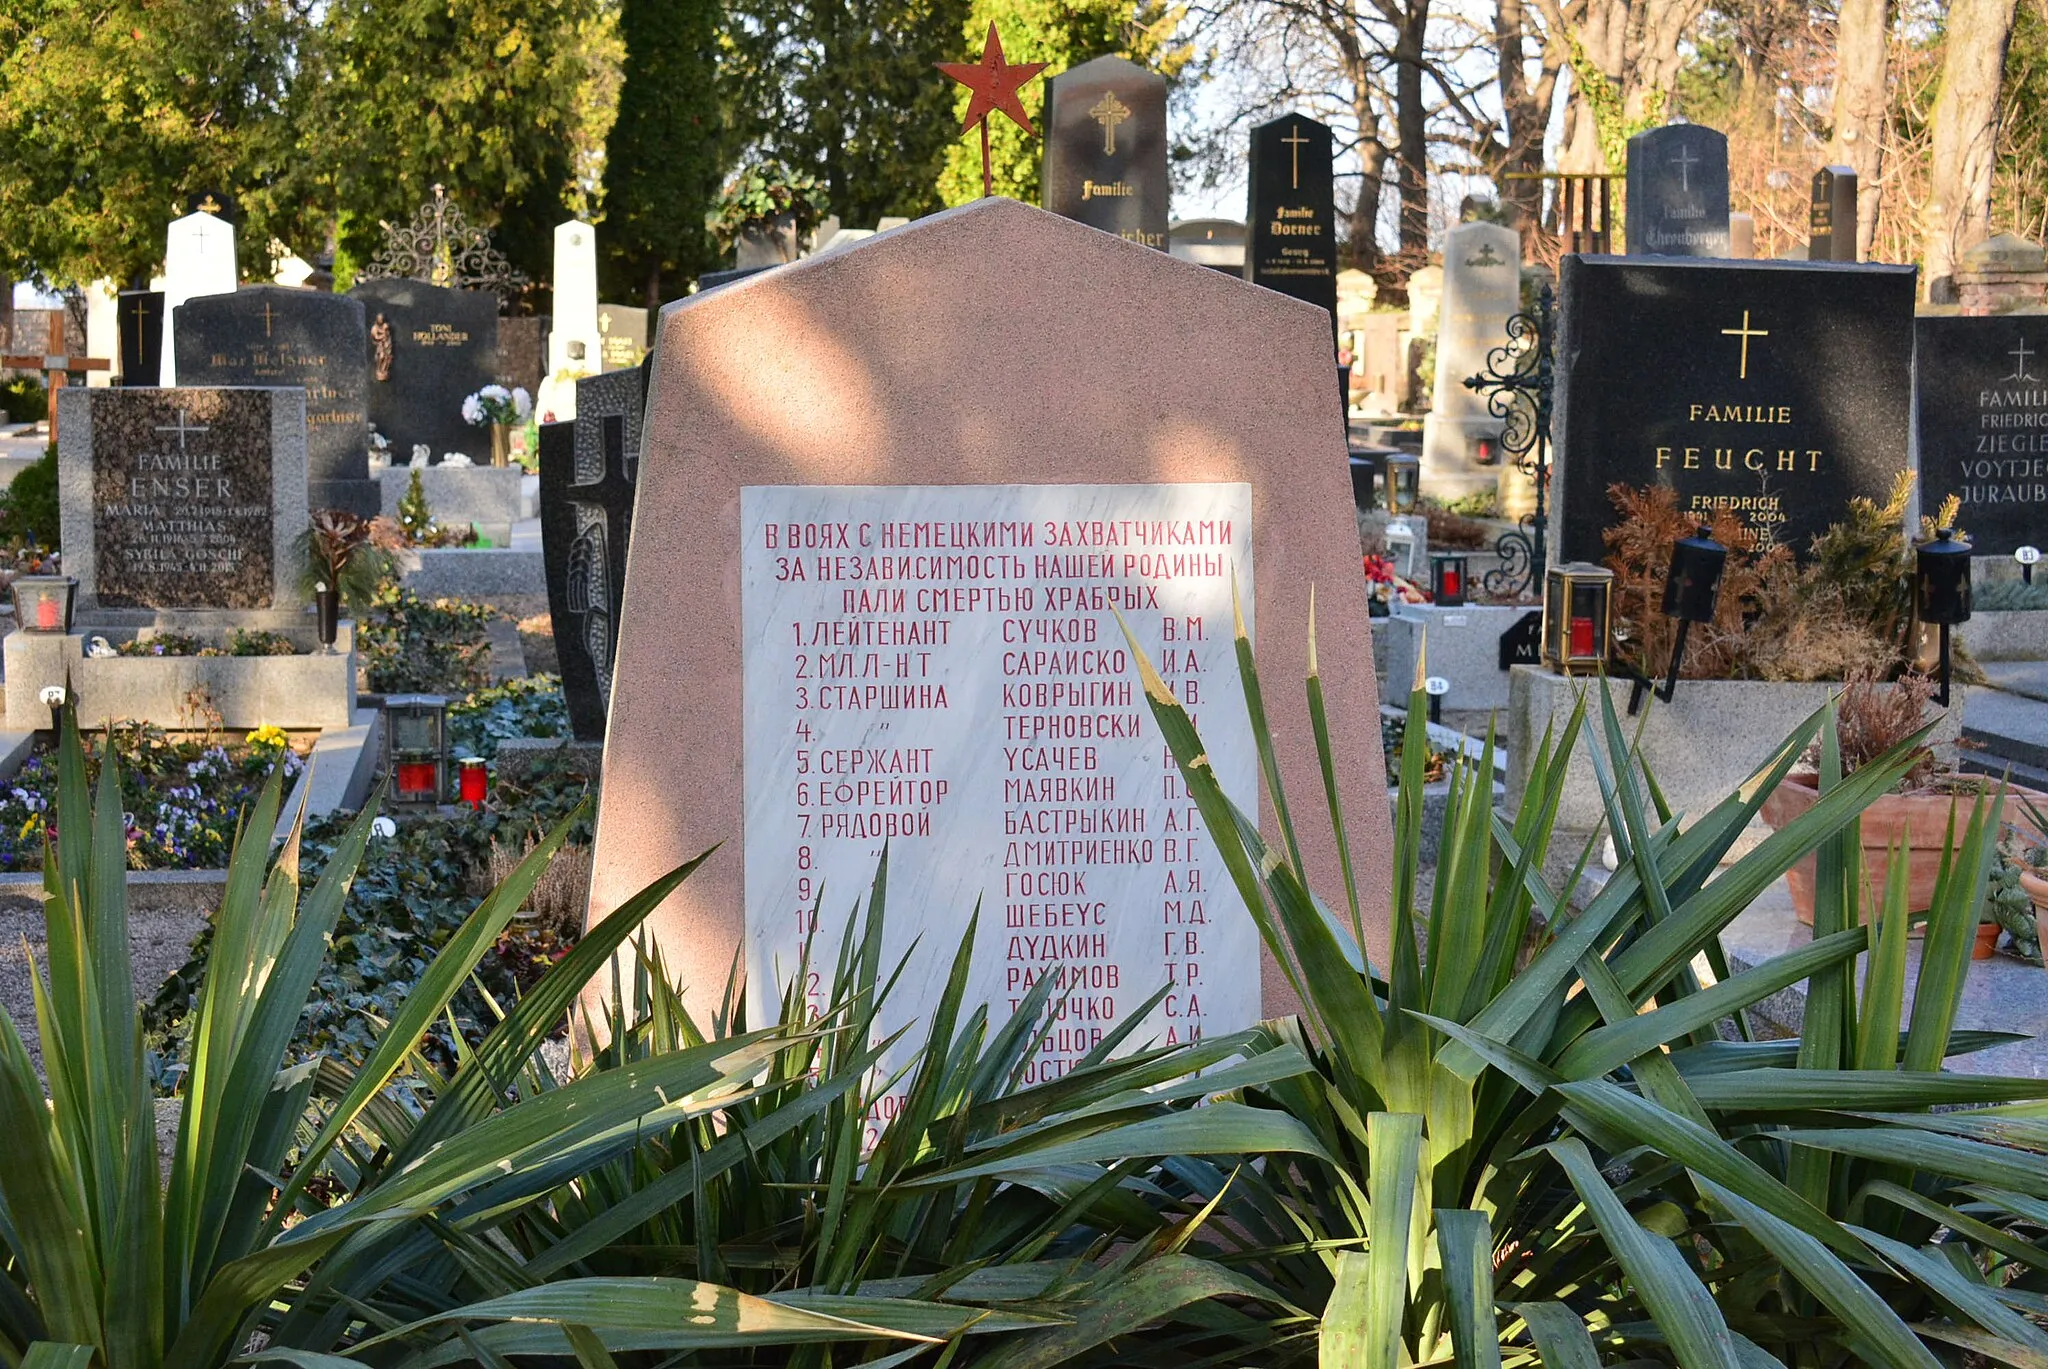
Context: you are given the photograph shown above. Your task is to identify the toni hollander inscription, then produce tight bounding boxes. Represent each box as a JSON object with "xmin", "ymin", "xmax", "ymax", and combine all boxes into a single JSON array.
[
  {"xmin": 93, "ymin": 389, "xmax": 276, "ymax": 608},
  {"xmin": 1915, "ymin": 315, "xmax": 2048, "ymax": 557},
  {"xmin": 742, "ymin": 483, "xmax": 1256, "ymax": 1106}
]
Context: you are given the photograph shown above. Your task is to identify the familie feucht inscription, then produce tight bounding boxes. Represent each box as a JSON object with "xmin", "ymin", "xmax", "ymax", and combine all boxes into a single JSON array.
[
  {"xmin": 1915, "ymin": 315, "xmax": 2048, "ymax": 556},
  {"xmin": 742, "ymin": 482, "xmax": 1257, "ymax": 1079},
  {"xmin": 1552, "ymin": 255, "xmax": 1915, "ymax": 563},
  {"xmin": 58, "ymin": 387, "xmax": 308, "ymax": 611}
]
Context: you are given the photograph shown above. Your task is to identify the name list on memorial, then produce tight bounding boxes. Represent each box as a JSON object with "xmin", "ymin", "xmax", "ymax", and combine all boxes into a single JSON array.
[
  {"xmin": 742, "ymin": 483, "xmax": 1257, "ymax": 1096},
  {"xmin": 92, "ymin": 389, "xmax": 275, "ymax": 609}
]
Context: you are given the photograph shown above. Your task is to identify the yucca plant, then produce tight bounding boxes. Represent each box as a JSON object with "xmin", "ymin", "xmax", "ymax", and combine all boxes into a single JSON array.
[{"xmin": 1115, "ymin": 593, "xmax": 2048, "ymax": 1367}]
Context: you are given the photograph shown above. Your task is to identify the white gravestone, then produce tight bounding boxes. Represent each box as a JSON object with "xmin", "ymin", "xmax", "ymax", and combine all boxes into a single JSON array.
[
  {"xmin": 159, "ymin": 210, "xmax": 237, "ymax": 386},
  {"xmin": 1422, "ymin": 221, "xmax": 1520, "ymax": 501},
  {"xmin": 741, "ymin": 481, "xmax": 1258, "ymax": 1087},
  {"xmin": 540, "ymin": 220, "xmax": 602, "ymax": 423}
]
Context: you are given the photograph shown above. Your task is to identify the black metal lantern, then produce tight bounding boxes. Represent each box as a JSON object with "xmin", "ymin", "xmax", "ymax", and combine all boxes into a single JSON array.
[
  {"xmin": 1431, "ymin": 551, "xmax": 1469, "ymax": 607},
  {"xmin": 1916, "ymin": 527, "xmax": 1972, "ymax": 706},
  {"xmin": 1654, "ymin": 525, "xmax": 1727, "ymax": 703},
  {"xmin": 1383, "ymin": 452, "xmax": 1420, "ymax": 515},
  {"xmin": 11, "ymin": 576, "xmax": 77, "ymax": 634},
  {"xmin": 385, "ymin": 694, "xmax": 450, "ymax": 806},
  {"xmin": 1542, "ymin": 562, "xmax": 1613, "ymax": 675}
]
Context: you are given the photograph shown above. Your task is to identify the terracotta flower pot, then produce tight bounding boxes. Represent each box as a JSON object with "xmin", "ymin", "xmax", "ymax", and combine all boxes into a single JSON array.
[{"xmin": 1759, "ymin": 773, "xmax": 2048, "ymax": 926}]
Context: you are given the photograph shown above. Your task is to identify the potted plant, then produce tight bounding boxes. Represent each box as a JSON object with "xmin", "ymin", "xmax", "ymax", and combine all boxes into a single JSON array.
[
  {"xmin": 708, "ymin": 162, "xmax": 828, "ymax": 268},
  {"xmin": 1759, "ymin": 671, "xmax": 2048, "ymax": 940},
  {"xmin": 460, "ymin": 384, "xmax": 533, "ymax": 467}
]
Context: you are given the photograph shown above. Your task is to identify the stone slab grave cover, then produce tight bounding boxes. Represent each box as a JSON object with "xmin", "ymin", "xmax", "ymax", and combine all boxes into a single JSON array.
[
  {"xmin": 119, "ymin": 291, "xmax": 165, "ymax": 390},
  {"xmin": 589, "ymin": 197, "xmax": 1392, "ymax": 1074},
  {"xmin": 1552, "ymin": 255, "xmax": 1915, "ymax": 565},
  {"xmin": 1422, "ymin": 221, "xmax": 1520, "ymax": 499},
  {"xmin": 1626, "ymin": 124, "xmax": 1730, "ymax": 258},
  {"xmin": 1245, "ymin": 113, "xmax": 1337, "ymax": 333},
  {"xmin": 349, "ymin": 277, "xmax": 500, "ymax": 464},
  {"xmin": 542, "ymin": 367, "xmax": 646, "ymax": 740},
  {"xmin": 1916, "ymin": 315, "xmax": 2048, "ymax": 557},
  {"xmin": 173, "ymin": 286, "xmax": 376, "ymax": 514},
  {"xmin": 57, "ymin": 386, "xmax": 307, "ymax": 612},
  {"xmin": 597, "ymin": 304, "xmax": 648, "ymax": 371},
  {"xmin": 1041, "ymin": 56, "xmax": 1168, "ymax": 249}
]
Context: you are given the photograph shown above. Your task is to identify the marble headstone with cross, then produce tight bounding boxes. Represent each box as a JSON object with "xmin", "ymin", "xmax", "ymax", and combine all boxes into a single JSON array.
[
  {"xmin": 1041, "ymin": 55, "xmax": 1169, "ymax": 249},
  {"xmin": 585, "ymin": 197, "xmax": 1394, "ymax": 1080},
  {"xmin": 57, "ymin": 386, "xmax": 309, "ymax": 613},
  {"xmin": 1914, "ymin": 315, "xmax": 2048, "ymax": 557},
  {"xmin": 1552, "ymin": 255, "xmax": 1914, "ymax": 563},
  {"xmin": 1626, "ymin": 124, "xmax": 1731, "ymax": 258},
  {"xmin": 174, "ymin": 285, "xmax": 376, "ymax": 514},
  {"xmin": 541, "ymin": 366, "xmax": 647, "ymax": 739}
]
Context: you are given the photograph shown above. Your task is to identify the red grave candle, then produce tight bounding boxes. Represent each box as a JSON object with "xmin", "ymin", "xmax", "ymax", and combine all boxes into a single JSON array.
[{"xmin": 1570, "ymin": 616, "xmax": 1595, "ymax": 657}]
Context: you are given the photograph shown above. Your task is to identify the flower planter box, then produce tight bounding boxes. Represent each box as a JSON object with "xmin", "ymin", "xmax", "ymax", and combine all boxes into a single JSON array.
[
  {"xmin": 1761, "ymin": 772, "xmax": 2048, "ymax": 931},
  {"xmin": 1505, "ymin": 667, "xmax": 1967, "ymax": 847},
  {"xmin": 3, "ymin": 623, "xmax": 357, "ymax": 730}
]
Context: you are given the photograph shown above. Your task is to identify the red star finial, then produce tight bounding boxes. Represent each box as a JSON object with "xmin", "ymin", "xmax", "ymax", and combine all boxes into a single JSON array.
[{"xmin": 937, "ymin": 22, "xmax": 1048, "ymax": 197}]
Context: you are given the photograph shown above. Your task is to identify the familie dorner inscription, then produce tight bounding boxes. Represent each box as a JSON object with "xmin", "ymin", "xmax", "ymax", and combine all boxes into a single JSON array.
[{"xmin": 742, "ymin": 482, "xmax": 1256, "ymax": 1086}]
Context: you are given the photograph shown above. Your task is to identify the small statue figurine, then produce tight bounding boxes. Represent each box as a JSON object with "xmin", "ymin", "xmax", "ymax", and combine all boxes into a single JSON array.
[{"xmin": 370, "ymin": 312, "xmax": 394, "ymax": 381}]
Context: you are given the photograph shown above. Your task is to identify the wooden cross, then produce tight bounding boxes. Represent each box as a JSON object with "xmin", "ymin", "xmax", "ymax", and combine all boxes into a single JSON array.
[{"xmin": 1, "ymin": 352, "xmax": 112, "ymax": 449}]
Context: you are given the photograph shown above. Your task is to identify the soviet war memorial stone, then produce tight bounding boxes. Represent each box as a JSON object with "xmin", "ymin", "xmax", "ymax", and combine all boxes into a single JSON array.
[
  {"xmin": 1041, "ymin": 55, "xmax": 1168, "ymax": 248},
  {"xmin": 1916, "ymin": 315, "xmax": 2048, "ymax": 556},
  {"xmin": 173, "ymin": 285, "xmax": 376, "ymax": 514},
  {"xmin": 587, "ymin": 199, "xmax": 1391, "ymax": 1082},
  {"xmin": 1626, "ymin": 124, "xmax": 1731, "ymax": 258},
  {"xmin": 1552, "ymin": 255, "xmax": 1915, "ymax": 563},
  {"xmin": 1244, "ymin": 113, "xmax": 1337, "ymax": 330},
  {"xmin": 541, "ymin": 367, "xmax": 646, "ymax": 739},
  {"xmin": 1422, "ymin": 219, "xmax": 1521, "ymax": 498},
  {"xmin": 349, "ymin": 276, "xmax": 501, "ymax": 464},
  {"xmin": 57, "ymin": 387, "xmax": 306, "ymax": 611}
]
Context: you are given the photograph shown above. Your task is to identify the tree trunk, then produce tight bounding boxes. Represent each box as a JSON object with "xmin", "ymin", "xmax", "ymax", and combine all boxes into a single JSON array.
[
  {"xmin": 1921, "ymin": 0, "xmax": 2020, "ymax": 301},
  {"xmin": 1830, "ymin": 0, "xmax": 1890, "ymax": 257},
  {"xmin": 1394, "ymin": 0, "xmax": 1431, "ymax": 252}
]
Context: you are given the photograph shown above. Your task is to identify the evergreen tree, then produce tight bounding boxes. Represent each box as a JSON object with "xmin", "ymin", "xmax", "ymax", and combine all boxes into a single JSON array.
[
  {"xmin": 725, "ymin": 0, "xmax": 972, "ymax": 229},
  {"xmin": 601, "ymin": 0, "xmax": 725, "ymax": 304},
  {"xmin": 935, "ymin": 0, "xmax": 1189, "ymax": 207}
]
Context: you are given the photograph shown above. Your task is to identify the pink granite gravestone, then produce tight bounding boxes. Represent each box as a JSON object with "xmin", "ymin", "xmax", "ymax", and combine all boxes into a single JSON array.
[{"xmin": 588, "ymin": 196, "xmax": 1392, "ymax": 1055}]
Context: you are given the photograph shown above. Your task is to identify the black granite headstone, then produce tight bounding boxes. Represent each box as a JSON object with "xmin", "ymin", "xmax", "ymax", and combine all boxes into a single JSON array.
[
  {"xmin": 1915, "ymin": 315, "xmax": 2048, "ymax": 557},
  {"xmin": 1809, "ymin": 166, "xmax": 1858, "ymax": 263},
  {"xmin": 542, "ymin": 366, "xmax": 646, "ymax": 740},
  {"xmin": 597, "ymin": 304, "xmax": 649, "ymax": 371},
  {"xmin": 1625, "ymin": 124, "xmax": 1731, "ymax": 258},
  {"xmin": 1041, "ymin": 55, "xmax": 1168, "ymax": 249},
  {"xmin": 1552, "ymin": 255, "xmax": 1915, "ymax": 564},
  {"xmin": 348, "ymin": 277, "xmax": 501, "ymax": 466},
  {"xmin": 1245, "ymin": 113, "xmax": 1337, "ymax": 334},
  {"xmin": 118, "ymin": 290, "xmax": 164, "ymax": 388},
  {"xmin": 174, "ymin": 286, "xmax": 376, "ymax": 514}
]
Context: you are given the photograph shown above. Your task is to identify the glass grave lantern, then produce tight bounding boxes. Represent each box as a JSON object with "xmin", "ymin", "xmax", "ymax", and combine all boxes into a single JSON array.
[
  {"xmin": 1915, "ymin": 527, "xmax": 1973, "ymax": 706},
  {"xmin": 1430, "ymin": 551, "xmax": 1469, "ymax": 607},
  {"xmin": 11, "ymin": 576, "xmax": 77, "ymax": 633},
  {"xmin": 1541, "ymin": 562, "xmax": 1614, "ymax": 675},
  {"xmin": 385, "ymin": 694, "xmax": 450, "ymax": 806},
  {"xmin": 1383, "ymin": 452, "xmax": 1420, "ymax": 515}
]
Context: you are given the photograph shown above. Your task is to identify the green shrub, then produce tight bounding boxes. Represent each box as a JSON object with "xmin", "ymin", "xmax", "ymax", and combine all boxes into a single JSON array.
[
  {"xmin": 0, "ymin": 444, "xmax": 59, "ymax": 547},
  {"xmin": 0, "ymin": 375, "xmax": 46, "ymax": 423},
  {"xmin": 358, "ymin": 581, "xmax": 492, "ymax": 693}
]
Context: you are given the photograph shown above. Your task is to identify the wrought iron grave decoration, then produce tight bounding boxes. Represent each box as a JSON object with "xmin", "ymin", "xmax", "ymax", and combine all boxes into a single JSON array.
[
  {"xmin": 360, "ymin": 183, "xmax": 529, "ymax": 305},
  {"xmin": 1464, "ymin": 283, "xmax": 1554, "ymax": 599}
]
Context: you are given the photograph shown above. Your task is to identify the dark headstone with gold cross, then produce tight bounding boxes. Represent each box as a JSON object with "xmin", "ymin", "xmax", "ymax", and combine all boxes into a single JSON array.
[
  {"xmin": 1551, "ymin": 255, "xmax": 1916, "ymax": 565},
  {"xmin": 1041, "ymin": 55, "xmax": 1168, "ymax": 249},
  {"xmin": 1245, "ymin": 113, "xmax": 1337, "ymax": 342},
  {"xmin": 56, "ymin": 385, "xmax": 310, "ymax": 611},
  {"xmin": 173, "ymin": 285, "xmax": 376, "ymax": 514}
]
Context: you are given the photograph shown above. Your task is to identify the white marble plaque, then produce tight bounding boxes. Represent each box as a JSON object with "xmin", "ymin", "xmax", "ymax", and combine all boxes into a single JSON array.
[{"xmin": 742, "ymin": 483, "xmax": 1257, "ymax": 1099}]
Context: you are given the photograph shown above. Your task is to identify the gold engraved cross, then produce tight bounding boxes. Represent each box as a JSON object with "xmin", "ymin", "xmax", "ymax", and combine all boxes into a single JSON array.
[
  {"xmin": 1720, "ymin": 310, "xmax": 1768, "ymax": 380},
  {"xmin": 1090, "ymin": 92, "xmax": 1131, "ymax": 156},
  {"xmin": 1281, "ymin": 127, "xmax": 1311, "ymax": 188}
]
